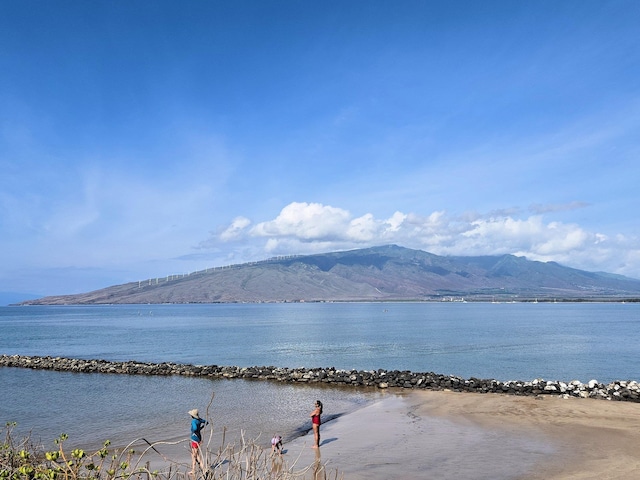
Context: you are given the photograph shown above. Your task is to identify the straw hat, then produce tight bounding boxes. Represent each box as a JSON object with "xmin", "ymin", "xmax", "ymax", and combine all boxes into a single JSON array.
[{"xmin": 188, "ymin": 409, "xmax": 199, "ymax": 418}]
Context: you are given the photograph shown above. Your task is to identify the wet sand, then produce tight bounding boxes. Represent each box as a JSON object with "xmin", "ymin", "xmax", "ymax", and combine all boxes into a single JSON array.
[{"xmin": 282, "ymin": 390, "xmax": 640, "ymax": 479}]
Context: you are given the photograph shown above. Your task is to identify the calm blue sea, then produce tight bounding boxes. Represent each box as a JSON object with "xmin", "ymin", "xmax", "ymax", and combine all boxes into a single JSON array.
[{"xmin": 1, "ymin": 302, "xmax": 638, "ymax": 470}]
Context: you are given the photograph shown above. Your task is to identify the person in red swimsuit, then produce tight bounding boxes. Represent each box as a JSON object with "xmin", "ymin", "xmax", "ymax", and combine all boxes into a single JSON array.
[{"xmin": 310, "ymin": 400, "xmax": 323, "ymax": 448}]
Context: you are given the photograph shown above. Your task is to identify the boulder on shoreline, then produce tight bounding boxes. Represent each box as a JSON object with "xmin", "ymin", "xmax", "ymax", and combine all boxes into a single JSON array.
[{"xmin": 1, "ymin": 354, "xmax": 638, "ymax": 402}]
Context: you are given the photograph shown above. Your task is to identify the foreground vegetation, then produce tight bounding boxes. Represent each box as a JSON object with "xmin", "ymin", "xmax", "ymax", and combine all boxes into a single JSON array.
[{"xmin": 1, "ymin": 423, "xmax": 338, "ymax": 480}]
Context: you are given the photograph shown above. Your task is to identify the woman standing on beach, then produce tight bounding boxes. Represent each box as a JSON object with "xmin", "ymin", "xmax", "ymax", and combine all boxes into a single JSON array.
[{"xmin": 310, "ymin": 400, "xmax": 323, "ymax": 448}]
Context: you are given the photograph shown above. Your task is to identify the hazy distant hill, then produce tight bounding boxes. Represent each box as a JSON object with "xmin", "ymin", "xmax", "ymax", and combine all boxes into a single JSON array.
[
  {"xmin": 0, "ymin": 291, "xmax": 39, "ymax": 306},
  {"xmin": 18, "ymin": 245, "xmax": 640, "ymax": 305}
]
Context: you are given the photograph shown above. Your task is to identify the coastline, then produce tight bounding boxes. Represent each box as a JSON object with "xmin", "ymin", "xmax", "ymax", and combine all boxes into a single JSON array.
[{"xmin": 282, "ymin": 390, "xmax": 640, "ymax": 479}]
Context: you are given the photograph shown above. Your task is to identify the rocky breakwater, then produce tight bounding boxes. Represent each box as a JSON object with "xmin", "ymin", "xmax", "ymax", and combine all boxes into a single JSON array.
[{"xmin": 2, "ymin": 354, "xmax": 639, "ymax": 402}]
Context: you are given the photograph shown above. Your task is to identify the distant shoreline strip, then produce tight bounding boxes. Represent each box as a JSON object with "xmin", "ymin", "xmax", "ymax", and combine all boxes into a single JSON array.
[{"xmin": 2, "ymin": 354, "xmax": 639, "ymax": 403}]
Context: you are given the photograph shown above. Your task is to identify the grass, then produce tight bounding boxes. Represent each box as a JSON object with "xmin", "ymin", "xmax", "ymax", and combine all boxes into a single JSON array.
[{"xmin": 1, "ymin": 421, "xmax": 340, "ymax": 480}]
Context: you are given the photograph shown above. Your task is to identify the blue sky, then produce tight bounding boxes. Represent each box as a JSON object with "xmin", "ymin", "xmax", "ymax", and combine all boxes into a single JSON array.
[{"xmin": 1, "ymin": 0, "xmax": 639, "ymax": 297}]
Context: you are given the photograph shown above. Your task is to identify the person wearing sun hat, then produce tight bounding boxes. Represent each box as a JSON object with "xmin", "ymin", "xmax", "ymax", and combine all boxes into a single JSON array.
[{"xmin": 188, "ymin": 409, "xmax": 208, "ymax": 473}]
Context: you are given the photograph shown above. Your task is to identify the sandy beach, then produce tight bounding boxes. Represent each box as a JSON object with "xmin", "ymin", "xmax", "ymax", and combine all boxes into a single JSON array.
[{"xmin": 281, "ymin": 390, "xmax": 640, "ymax": 479}]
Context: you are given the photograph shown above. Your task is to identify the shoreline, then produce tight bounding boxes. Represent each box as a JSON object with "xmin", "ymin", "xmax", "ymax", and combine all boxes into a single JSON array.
[
  {"xmin": 282, "ymin": 390, "xmax": 640, "ymax": 479},
  {"xmin": 161, "ymin": 389, "xmax": 640, "ymax": 479}
]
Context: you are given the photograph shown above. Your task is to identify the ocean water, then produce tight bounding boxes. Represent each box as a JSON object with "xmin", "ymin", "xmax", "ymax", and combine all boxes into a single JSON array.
[
  {"xmin": 2, "ymin": 302, "xmax": 638, "ymax": 380},
  {"xmin": 1, "ymin": 302, "xmax": 639, "ymax": 473}
]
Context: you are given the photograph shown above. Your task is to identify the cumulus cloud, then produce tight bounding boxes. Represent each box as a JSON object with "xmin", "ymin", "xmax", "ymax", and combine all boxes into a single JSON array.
[
  {"xmin": 246, "ymin": 203, "xmax": 445, "ymax": 248},
  {"xmin": 211, "ymin": 201, "xmax": 640, "ymax": 278},
  {"xmin": 250, "ymin": 202, "xmax": 351, "ymax": 240},
  {"xmin": 220, "ymin": 216, "xmax": 251, "ymax": 241},
  {"xmin": 447, "ymin": 216, "xmax": 591, "ymax": 258}
]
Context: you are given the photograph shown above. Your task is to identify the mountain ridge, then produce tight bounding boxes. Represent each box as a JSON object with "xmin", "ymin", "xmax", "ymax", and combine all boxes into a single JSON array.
[{"xmin": 17, "ymin": 245, "xmax": 640, "ymax": 305}]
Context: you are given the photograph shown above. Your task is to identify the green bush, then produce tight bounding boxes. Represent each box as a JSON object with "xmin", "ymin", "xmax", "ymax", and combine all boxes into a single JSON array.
[{"xmin": 1, "ymin": 423, "xmax": 157, "ymax": 480}]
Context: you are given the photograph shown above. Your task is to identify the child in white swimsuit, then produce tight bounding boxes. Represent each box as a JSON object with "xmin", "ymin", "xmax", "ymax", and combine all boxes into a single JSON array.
[{"xmin": 271, "ymin": 434, "xmax": 283, "ymax": 455}]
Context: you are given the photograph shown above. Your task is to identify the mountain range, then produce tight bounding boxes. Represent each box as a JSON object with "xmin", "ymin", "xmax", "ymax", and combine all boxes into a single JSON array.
[{"xmin": 17, "ymin": 245, "xmax": 640, "ymax": 305}]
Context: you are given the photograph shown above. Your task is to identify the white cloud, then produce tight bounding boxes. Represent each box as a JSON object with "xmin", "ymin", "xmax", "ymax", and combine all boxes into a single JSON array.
[
  {"xmin": 212, "ymin": 201, "xmax": 640, "ymax": 279},
  {"xmin": 220, "ymin": 216, "xmax": 251, "ymax": 241},
  {"xmin": 385, "ymin": 211, "xmax": 407, "ymax": 232},
  {"xmin": 346, "ymin": 213, "xmax": 378, "ymax": 241},
  {"xmin": 442, "ymin": 216, "xmax": 594, "ymax": 262},
  {"xmin": 250, "ymin": 202, "xmax": 351, "ymax": 241},
  {"xmin": 533, "ymin": 222, "xmax": 589, "ymax": 255}
]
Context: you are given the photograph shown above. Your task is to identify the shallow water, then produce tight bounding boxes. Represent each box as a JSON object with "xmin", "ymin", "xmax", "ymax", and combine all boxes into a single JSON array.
[{"xmin": 0, "ymin": 367, "xmax": 382, "ymax": 456}]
